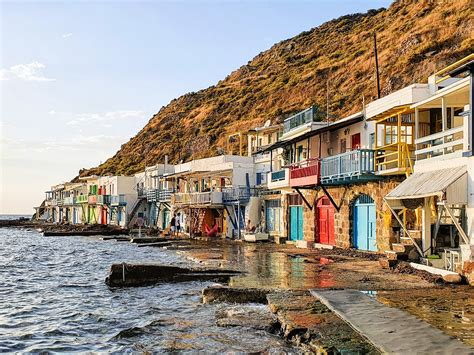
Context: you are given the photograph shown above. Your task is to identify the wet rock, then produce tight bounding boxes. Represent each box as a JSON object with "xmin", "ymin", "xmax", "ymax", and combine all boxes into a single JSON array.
[
  {"xmin": 442, "ymin": 273, "xmax": 462, "ymax": 284},
  {"xmin": 379, "ymin": 258, "xmax": 398, "ymax": 269},
  {"xmin": 105, "ymin": 264, "xmax": 241, "ymax": 287},
  {"xmin": 266, "ymin": 291, "xmax": 379, "ymax": 354},
  {"xmin": 202, "ymin": 285, "xmax": 270, "ymax": 304},
  {"xmin": 215, "ymin": 305, "xmax": 277, "ymax": 330}
]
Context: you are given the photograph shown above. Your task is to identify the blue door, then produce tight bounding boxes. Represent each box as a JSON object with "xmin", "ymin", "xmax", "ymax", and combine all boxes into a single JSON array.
[
  {"xmin": 353, "ymin": 195, "xmax": 377, "ymax": 251},
  {"xmin": 290, "ymin": 206, "xmax": 304, "ymax": 241}
]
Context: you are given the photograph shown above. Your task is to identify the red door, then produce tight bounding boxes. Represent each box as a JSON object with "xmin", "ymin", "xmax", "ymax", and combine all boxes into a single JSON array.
[
  {"xmin": 351, "ymin": 133, "xmax": 361, "ymax": 150},
  {"xmin": 316, "ymin": 197, "xmax": 335, "ymax": 245}
]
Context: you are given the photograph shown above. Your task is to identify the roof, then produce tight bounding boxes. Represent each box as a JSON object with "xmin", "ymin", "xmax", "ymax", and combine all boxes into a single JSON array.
[
  {"xmin": 368, "ymin": 104, "xmax": 412, "ymax": 122},
  {"xmin": 385, "ymin": 166, "xmax": 467, "ymax": 200},
  {"xmin": 258, "ymin": 112, "xmax": 363, "ymax": 153},
  {"xmin": 411, "ymin": 77, "xmax": 469, "ymax": 109}
]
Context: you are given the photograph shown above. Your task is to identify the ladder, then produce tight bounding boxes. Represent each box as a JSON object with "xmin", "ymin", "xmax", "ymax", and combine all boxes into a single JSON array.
[{"xmin": 192, "ymin": 208, "xmax": 206, "ymax": 235}]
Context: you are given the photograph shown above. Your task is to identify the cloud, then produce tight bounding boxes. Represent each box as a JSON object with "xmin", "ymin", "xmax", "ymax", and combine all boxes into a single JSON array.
[
  {"xmin": 66, "ymin": 110, "xmax": 146, "ymax": 125},
  {"xmin": 0, "ymin": 62, "xmax": 55, "ymax": 82},
  {"xmin": 62, "ymin": 33, "xmax": 73, "ymax": 38}
]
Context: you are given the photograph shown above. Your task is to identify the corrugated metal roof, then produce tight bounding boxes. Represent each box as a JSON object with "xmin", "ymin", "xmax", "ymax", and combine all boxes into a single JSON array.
[{"xmin": 385, "ymin": 166, "xmax": 467, "ymax": 200}]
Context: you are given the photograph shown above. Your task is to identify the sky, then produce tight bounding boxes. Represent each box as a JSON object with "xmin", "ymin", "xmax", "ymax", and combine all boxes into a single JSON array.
[{"xmin": 0, "ymin": 0, "xmax": 392, "ymax": 214}]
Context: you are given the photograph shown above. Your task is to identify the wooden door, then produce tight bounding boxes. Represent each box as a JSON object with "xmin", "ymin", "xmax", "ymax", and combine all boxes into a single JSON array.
[{"xmin": 316, "ymin": 197, "xmax": 335, "ymax": 245}]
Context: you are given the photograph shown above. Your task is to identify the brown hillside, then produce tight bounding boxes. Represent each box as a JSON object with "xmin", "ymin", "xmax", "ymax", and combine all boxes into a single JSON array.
[{"xmin": 82, "ymin": 0, "xmax": 473, "ymax": 177}]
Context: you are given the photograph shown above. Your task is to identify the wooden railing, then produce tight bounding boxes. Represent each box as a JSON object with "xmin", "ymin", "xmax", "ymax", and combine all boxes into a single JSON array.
[
  {"xmin": 375, "ymin": 142, "xmax": 414, "ymax": 175},
  {"xmin": 321, "ymin": 149, "xmax": 375, "ymax": 183},
  {"xmin": 171, "ymin": 191, "xmax": 223, "ymax": 205},
  {"xmin": 289, "ymin": 158, "xmax": 320, "ymax": 180},
  {"xmin": 415, "ymin": 126, "xmax": 464, "ymax": 160}
]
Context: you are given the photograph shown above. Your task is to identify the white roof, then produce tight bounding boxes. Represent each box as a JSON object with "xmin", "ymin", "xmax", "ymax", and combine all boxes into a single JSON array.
[{"xmin": 385, "ymin": 166, "xmax": 467, "ymax": 202}]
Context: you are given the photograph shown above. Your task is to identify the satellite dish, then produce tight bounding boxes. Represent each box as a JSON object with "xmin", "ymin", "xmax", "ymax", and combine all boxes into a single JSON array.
[{"xmin": 263, "ymin": 119, "xmax": 271, "ymax": 127}]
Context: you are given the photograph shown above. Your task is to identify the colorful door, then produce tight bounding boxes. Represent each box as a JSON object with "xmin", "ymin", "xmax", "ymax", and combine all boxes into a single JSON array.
[
  {"xmin": 289, "ymin": 206, "xmax": 304, "ymax": 241},
  {"xmin": 316, "ymin": 197, "xmax": 335, "ymax": 245},
  {"xmin": 351, "ymin": 133, "xmax": 361, "ymax": 150},
  {"xmin": 162, "ymin": 209, "xmax": 170, "ymax": 230},
  {"xmin": 353, "ymin": 195, "xmax": 376, "ymax": 251}
]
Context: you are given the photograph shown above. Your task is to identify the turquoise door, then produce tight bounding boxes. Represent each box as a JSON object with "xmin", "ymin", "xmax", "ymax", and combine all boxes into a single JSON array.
[
  {"xmin": 162, "ymin": 209, "xmax": 170, "ymax": 230},
  {"xmin": 290, "ymin": 206, "xmax": 304, "ymax": 241},
  {"xmin": 353, "ymin": 195, "xmax": 377, "ymax": 251}
]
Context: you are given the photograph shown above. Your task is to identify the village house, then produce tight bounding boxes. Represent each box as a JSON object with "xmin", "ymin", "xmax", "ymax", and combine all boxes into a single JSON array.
[
  {"xmin": 385, "ymin": 55, "xmax": 473, "ymax": 276},
  {"xmin": 164, "ymin": 155, "xmax": 257, "ymax": 238}
]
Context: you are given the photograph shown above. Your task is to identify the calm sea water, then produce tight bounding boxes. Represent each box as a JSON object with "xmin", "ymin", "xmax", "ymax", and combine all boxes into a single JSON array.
[{"xmin": 0, "ymin": 227, "xmax": 291, "ymax": 353}]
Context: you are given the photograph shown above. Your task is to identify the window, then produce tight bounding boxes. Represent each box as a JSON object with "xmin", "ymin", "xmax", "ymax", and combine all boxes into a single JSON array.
[{"xmin": 267, "ymin": 134, "xmax": 272, "ymax": 144}]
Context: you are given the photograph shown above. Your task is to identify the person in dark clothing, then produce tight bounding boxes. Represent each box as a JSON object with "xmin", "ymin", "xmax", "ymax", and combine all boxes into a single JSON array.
[{"xmin": 170, "ymin": 215, "xmax": 176, "ymax": 237}]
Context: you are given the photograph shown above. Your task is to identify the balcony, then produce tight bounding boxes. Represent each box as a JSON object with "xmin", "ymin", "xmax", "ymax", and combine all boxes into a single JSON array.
[
  {"xmin": 321, "ymin": 149, "xmax": 379, "ymax": 185},
  {"xmin": 415, "ymin": 126, "xmax": 465, "ymax": 161},
  {"xmin": 147, "ymin": 188, "xmax": 173, "ymax": 202},
  {"xmin": 171, "ymin": 191, "xmax": 223, "ymax": 206},
  {"xmin": 97, "ymin": 195, "xmax": 111, "ymax": 205},
  {"xmin": 76, "ymin": 195, "xmax": 88, "ymax": 204},
  {"xmin": 289, "ymin": 158, "xmax": 320, "ymax": 188},
  {"xmin": 110, "ymin": 194, "xmax": 126, "ymax": 206},
  {"xmin": 57, "ymin": 199, "xmax": 64, "ymax": 206},
  {"xmin": 146, "ymin": 189, "xmax": 158, "ymax": 202},
  {"xmin": 63, "ymin": 197, "xmax": 75, "ymax": 205},
  {"xmin": 88, "ymin": 195, "xmax": 97, "ymax": 204},
  {"xmin": 267, "ymin": 168, "xmax": 290, "ymax": 190},
  {"xmin": 283, "ymin": 106, "xmax": 315, "ymax": 134},
  {"xmin": 222, "ymin": 186, "xmax": 255, "ymax": 203}
]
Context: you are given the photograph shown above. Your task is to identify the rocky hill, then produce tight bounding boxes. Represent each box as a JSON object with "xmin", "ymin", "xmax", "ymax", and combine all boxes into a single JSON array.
[{"xmin": 82, "ymin": 0, "xmax": 473, "ymax": 177}]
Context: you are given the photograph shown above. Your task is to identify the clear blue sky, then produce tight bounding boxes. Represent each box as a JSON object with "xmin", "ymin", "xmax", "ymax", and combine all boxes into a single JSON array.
[{"xmin": 0, "ymin": 0, "xmax": 392, "ymax": 214}]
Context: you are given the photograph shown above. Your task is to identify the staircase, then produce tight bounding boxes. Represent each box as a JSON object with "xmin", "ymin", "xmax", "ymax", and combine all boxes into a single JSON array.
[
  {"xmin": 127, "ymin": 199, "xmax": 144, "ymax": 227},
  {"xmin": 384, "ymin": 231, "xmax": 421, "ymax": 267}
]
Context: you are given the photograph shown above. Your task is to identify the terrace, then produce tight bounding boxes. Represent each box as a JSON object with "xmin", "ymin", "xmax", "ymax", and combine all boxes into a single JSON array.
[
  {"xmin": 267, "ymin": 168, "xmax": 290, "ymax": 190},
  {"xmin": 289, "ymin": 158, "xmax": 320, "ymax": 188},
  {"xmin": 321, "ymin": 149, "xmax": 379, "ymax": 185},
  {"xmin": 171, "ymin": 191, "xmax": 223, "ymax": 206}
]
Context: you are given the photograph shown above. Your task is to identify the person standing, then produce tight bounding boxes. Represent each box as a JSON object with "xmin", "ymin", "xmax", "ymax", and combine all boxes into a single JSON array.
[
  {"xmin": 176, "ymin": 213, "xmax": 181, "ymax": 236},
  {"xmin": 169, "ymin": 214, "xmax": 176, "ymax": 237}
]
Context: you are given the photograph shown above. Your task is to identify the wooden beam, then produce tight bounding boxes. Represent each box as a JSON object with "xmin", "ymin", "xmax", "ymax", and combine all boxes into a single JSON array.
[
  {"xmin": 384, "ymin": 200, "xmax": 424, "ymax": 256},
  {"xmin": 320, "ymin": 185, "xmax": 346, "ymax": 212},
  {"xmin": 295, "ymin": 187, "xmax": 313, "ymax": 210}
]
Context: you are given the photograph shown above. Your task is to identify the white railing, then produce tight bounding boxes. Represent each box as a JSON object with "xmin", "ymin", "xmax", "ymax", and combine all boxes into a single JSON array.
[
  {"xmin": 321, "ymin": 149, "xmax": 375, "ymax": 183},
  {"xmin": 415, "ymin": 126, "xmax": 465, "ymax": 160},
  {"xmin": 171, "ymin": 191, "xmax": 223, "ymax": 205}
]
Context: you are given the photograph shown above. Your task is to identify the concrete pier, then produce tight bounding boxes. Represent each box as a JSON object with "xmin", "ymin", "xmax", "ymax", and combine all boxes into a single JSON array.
[{"xmin": 310, "ymin": 289, "xmax": 473, "ymax": 354}]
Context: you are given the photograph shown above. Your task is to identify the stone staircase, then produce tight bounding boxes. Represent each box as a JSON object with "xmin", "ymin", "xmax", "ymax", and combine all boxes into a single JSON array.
[{"xmin": 383, "ymin": 232, "xmax": 421, "ymax": 268}]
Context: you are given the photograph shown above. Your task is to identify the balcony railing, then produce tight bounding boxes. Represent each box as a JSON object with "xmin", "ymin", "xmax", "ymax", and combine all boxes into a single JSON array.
[
  {"xmin": 321, "ymin": 149, "xmax": 377, "ymax": 184},
  {"xmin": 415, "ymin": 126, "xmax": 465, "ymax": 160},
  {"xmin": 63, "ymin": 197, "xmax": 75, "ymax": 205},
  {"xmin": 171, "ymin": 191, "xmax": 223, "ymax": 205},
  {"xmin": 283, "ymin": 106, "xmax": 316, "ymax": 134},
  {"xmin": 76, "ymin": 195, "xmax": 88, "ymax": 204},
  {"xmin": 110, "ymin": 194, "xmax": 126, "ymax": 206},
  {"xmin": 147, "ymin": 188, "xmax": 173, "ymax": 202},
  {"xmin": 222, "ymin": 186, "xmax": 254, "ymax": 203},
  {"xmin": 97, "ymin": 195, "xmax": 111, "ymax": 205},
  {"xmin": 158, "ymin": 189, "xmax": 173, "ymax": 202},
  {"xmin": 271, "ymin": 170, "xmax": 286, "ymax": 182},
  {"xmin": 375, "ymin": 142, "xmax": 414, "ymax": 175},
  {"xmin": 57, "ymin": 199, "xmax": 64, "ymax": 206},
  {"xmin": 267, "ymin": 168, "xmax": 290, "ymax": 189},
  {"xmin": 88, "ymin": 195, "xmax": 97, "ymax": 204},
  {"xmin": 289, "ymin": 158, "xmax": 320, "ymax": 187}
]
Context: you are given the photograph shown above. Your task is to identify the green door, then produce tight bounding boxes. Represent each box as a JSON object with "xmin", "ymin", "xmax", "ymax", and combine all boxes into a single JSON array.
[{"xmin": 290, "ymin": 206, "xmax": 303, "ymax": 241}]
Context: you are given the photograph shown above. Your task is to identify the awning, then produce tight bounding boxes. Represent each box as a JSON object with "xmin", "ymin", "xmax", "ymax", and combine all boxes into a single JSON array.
[{"xmin": 385, "ymin": 166, "xmax": 467, "ymax": 204}]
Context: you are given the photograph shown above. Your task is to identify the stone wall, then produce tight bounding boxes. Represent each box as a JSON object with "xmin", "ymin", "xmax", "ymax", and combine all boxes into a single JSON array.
[{"xmin": 299, "ymin": 178, "xmax": 403, "ymax": 251}]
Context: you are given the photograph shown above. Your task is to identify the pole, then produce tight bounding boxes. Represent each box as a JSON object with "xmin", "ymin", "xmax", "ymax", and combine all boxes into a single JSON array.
[{"xmin": 373, "ymin": 32, "xmax": 381, "ymax": 99}]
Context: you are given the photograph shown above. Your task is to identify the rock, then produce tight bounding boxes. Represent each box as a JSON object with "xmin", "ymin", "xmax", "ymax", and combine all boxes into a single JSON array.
[
  {"xmin": 379, "ymin": 258, "xmax": 398, "ymax": 269},
  {"xmin": 105, "ymin": 264, "xmax": 241, "ymax": 287},
  {"xmin": 442, "ymin": 273, "xmax": 462, "ymax": 284},
  {"xmin": 215, "ymin": 305, "xmax": 277, "ymax": 330},
  {"xmin": 202, "ymin": 286, "xmax": 270, "ymax": 304}
]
